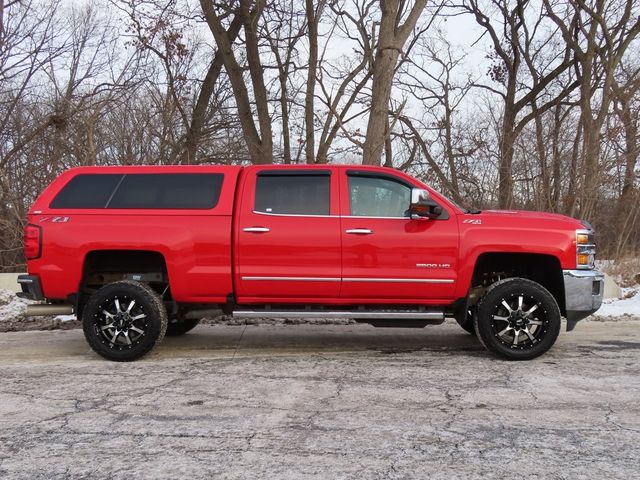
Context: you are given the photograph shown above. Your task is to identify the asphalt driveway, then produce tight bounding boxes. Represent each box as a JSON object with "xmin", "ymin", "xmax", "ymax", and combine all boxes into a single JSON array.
[{"xmin": 0, "ymin": 319, "xmax": 639, "ymax": 479}]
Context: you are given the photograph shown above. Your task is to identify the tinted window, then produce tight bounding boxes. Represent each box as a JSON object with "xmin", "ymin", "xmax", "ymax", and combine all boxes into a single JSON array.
[
  {"xmin": 348, "ymin": 175, "xmax": 410, "ymax": 217},
  {"xmin": 50, "ymin": 174, "xmax": 123, "ymax": 209},
  {"xmin": 108, "ymin": 174, "xmax": 223, "ymax": 209},
  {"xmin": 255, "ymin": 174, "xmax": 330, "ymax": 215},
  {"xmin": 51, "ymin": 173, "xmax": 223, "ymax": 209}
]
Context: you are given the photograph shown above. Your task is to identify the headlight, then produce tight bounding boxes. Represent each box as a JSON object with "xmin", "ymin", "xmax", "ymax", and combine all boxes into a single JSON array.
[
  {"xmin": 576, "ymin": 233, "xmax": 590, "ymax": 244},
  {"xmin": 576, "ymin": 229, "xmax": 595, "ymax": 269}
]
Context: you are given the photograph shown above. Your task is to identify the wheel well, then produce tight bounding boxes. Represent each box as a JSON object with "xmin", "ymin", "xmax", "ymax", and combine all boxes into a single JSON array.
[
  {"xmin": 79, "ymin": 250, "xmax": 169, "ymax": 314},
  {"xmin": 470, "ymin": 253, "xmax": 565, "ymax": 315}
]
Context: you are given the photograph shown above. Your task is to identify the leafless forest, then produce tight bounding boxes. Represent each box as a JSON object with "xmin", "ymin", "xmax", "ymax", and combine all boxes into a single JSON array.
[{"xmin": 0, "ymin": 0, "xmax": 638, "ymax": 271}]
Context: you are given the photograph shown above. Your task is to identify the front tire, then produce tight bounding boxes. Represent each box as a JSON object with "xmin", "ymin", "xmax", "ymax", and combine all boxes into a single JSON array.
[
  {"xmin": 474, "ymin": 278, "xmax": 561, "ymax": 360},
  {"xmin": 82, "ymin": 281, "xmax": 168, "ymax": 361}
]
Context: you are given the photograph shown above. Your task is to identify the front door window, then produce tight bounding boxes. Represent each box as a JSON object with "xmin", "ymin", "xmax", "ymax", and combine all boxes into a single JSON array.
[{"xmin": 348, "ymin": 175, "xmax": 411, "ymax": 218}]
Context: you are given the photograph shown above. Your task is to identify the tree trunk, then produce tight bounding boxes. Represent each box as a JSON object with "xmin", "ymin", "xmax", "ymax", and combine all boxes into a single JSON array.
[
  {"xmin": 532, "ymin": 103, "xmax": 550, "ymax": 211},
  {"xmin": 383, "ymin": 114, "xmax": 393, "ymax": 167},
  {"xmin": 498, "ymin": 104, "xmax": 517, "ymax": 209},
  {"xmin": 362, "ymin": 47, "xmax": 398, "ymax": 165},
  {"xmin": 563, "ymin": 121, "xmax": 582, "ymax": 216},
  {"xmin": 618, "ymin": 98, "xmax": 638, "ymax": 206},
  {"xmin": 362, "ymin": 0, "xmax": 427, "ymax": 166},
  {"xmin": 305, "ymin": 0, "xmax": 321, "ymax": 164},
  {"xmin": 240, "ymin": 0, "xmax": 273, "ymax": 164},
  {"xmin": 182, "ymin": 15, "xmax": 242, "ymax": 164},
  {"xmin": 550, "ymin": 105, "xmax": 563, "ymax": 211},
  {"xmin": 200, "ymin": 0, "xmax": 272, "ymax": 164},
  {"xmin": 613, "ymin": 94, "xmax": 639, "ymax": 256},
  {"xmin": 443, "ymin": 89, "xmax": 460, "ymax": 196},
  {"xmin": 579, "ymin": 112, "xmax": 600, "ymax": 219},
  {"xmin": 279, "ymin": 70, "xmax": 292, "ymax": 164}
]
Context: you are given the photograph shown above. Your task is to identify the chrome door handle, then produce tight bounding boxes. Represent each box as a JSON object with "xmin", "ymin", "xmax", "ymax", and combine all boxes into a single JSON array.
[
  {"xmin": 345, "ymin": 228, "xmax": 373, "ymax": 235},
  {"xmin": 243, "ymin": 227, "xmax": 270, "ymax": 233}
]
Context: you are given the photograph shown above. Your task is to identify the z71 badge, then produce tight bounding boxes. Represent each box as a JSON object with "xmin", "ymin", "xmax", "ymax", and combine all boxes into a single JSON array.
[
  {"xmin": 462, "ymin": 219, "xmax": 482, "ymax": 225},
  {"xmin": 39, "ymin": 216, "xmax": 70, "ymax": 223}
]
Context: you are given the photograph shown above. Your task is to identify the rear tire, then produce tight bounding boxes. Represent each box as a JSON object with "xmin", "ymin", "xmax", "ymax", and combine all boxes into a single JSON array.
[
  {"xmin": 474, "ymin": 278, "xmax": 561, "ymax": 360},
  {"xmin": 82, "ymin": 281, "xmax": 168, "ymax": 361}
]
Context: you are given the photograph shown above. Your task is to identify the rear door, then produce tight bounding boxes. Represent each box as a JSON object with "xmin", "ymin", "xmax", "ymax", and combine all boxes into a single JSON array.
[{"xmin": 235, "ymin": 168, "xmax": 342, "ymax": 300}]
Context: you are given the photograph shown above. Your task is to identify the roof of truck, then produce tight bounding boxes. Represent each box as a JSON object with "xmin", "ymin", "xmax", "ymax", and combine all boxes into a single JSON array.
[{"xmin": 61, "ymin": 163, "xmax": 398, "ymax": 173}]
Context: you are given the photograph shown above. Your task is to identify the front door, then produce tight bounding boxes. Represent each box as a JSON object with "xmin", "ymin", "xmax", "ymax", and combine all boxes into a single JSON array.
[
  {"xmin": 235, "ymin": 168, "xmax": 342, "ymax": 300},
  {"xmin": 339, "ymin": 170, "xmax": 459, "ymax": 301}
]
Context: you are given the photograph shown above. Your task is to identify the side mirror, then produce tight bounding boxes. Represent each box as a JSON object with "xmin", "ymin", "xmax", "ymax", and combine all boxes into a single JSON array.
[{"xmin": 410, "ymin": 188, "xmax": 442, "ymax": 220}]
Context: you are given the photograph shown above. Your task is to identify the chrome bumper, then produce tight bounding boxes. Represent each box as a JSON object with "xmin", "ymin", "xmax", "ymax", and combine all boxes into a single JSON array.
[{"xmin": 563, "ymin": 269, "xmax": 604, "ymax": 331}]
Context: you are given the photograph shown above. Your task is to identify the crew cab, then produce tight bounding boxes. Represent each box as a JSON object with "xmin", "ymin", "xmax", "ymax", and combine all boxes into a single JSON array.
[{"xmin": 18, "ymin": 165, "xmax": 604, "ymax": 361}]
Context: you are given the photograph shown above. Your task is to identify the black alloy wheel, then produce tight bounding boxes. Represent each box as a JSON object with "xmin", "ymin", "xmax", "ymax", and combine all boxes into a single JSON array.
[
  {"xmin": 83, "ymin": 281, "xmax": 168, "ymax": 361},
  {"xmin": 474, "ymin": 278, "xmax": 561, "ymax": 360}
]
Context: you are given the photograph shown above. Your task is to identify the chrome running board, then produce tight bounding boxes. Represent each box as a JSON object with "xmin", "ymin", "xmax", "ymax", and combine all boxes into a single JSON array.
[{"xmin": 233, "ymin": 309, "xmax": 444, "ymax": 320}]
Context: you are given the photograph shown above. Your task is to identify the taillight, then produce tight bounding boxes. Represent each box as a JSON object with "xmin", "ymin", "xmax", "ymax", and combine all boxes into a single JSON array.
[{"xmin": 24, "ymin": 224, "xmax": 42, "ymax": 260}]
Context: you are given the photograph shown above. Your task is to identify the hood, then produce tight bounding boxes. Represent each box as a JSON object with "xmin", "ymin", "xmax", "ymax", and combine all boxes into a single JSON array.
[{"xmin": 476, "ymin": 209, "xmax": 587, "ymax": 230}]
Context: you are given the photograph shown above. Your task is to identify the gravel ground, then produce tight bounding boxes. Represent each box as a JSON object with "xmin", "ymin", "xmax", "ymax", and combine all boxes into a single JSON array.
[{"xmin": 0, "ymin": 319, "xmax": 639, "ymax": 479}]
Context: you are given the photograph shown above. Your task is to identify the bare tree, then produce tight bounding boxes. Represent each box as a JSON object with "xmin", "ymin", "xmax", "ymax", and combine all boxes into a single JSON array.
[
  {"xmin": 315, "ymin": 0, "xmax": 375, "ymax": 163},
  {"xmin": 544, "ymin": 0, "xmax": 640, "ymax": 219},
  {"xmin": 0, "ymin": 0, "xmax": 64, "ymax": 172},
  {"xmin": 396, "ymin": 33, "xmax": 481, "ymax": 204},
  {"xmin": 361, "ymin": 0, "xmax": 429, "ymax": 165},
  {"xmin": 460, "ymin": 0, "xmax": 580, "ymax": 208},
  {"xmin": 0, "ymin": 1, "xmax": 138, "ymax": 269},
  {"xmin": 609, "ymin": 63, "xmax": 640, "ymax": 256},
  {"xmin": 304, "ymin": 0, "xmax": 326, "ymax": 163},
  {"xmin": 200, "ymin": 0, "xmax": 273, "ymax": 164},
  {"xmin": 613, "ymin": 65, "xmax": 640, "ymax": 210},
  {"xmin": 114, "ymin": 0, "xmax": 244, "ymax": 164},
  {"xmin": 263, "ymin": 0, "xmax": 306, "ymax": 163}
]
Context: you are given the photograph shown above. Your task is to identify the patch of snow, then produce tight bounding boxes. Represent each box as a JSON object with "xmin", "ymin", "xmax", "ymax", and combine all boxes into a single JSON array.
[
  {"xmin": 603, "ymin": 273, "xmax": 622, "ymax": 299},
  {"xmin": 595, "ymin": 288, "xmax": 640, "ymax": 319},
  {"xmin": 0, "ymin": 289, "xmax": 30, "ymax": 322},
  {"xmin": 54, "ymin": 314, "xmax": 77, "ymax": 322}
]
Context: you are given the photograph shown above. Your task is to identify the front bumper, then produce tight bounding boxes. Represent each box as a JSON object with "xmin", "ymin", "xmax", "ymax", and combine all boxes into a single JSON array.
[
  {"xmin": 563, "ymin": 269, "xmax": 604, "ymax": 331},
  {"xmin": 17, "ymin": 275, "xmax": 44, "ymax": 301}
]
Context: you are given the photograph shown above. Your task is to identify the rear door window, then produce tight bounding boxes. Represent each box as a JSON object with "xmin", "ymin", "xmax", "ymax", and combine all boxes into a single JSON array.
[{"xmin": 254, "ymin": 172, "xmax": 330, "ymax": 215}]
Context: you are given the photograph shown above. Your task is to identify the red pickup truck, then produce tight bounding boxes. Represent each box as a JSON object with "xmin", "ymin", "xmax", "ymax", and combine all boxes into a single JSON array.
[{"xmin": 18, "ymin": 165, "xmax": 603, "ymax": 361}]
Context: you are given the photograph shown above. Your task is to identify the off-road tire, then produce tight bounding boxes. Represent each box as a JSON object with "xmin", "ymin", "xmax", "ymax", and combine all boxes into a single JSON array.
[
  {"xmin": 82, "ymin": 280, "xmax": 168, "ymax": 361},
  {"xmin": 166, "ymin": 317, "xmax": 200, "ymax": 336},
  {"xmin": 474, "ymin": 278, "xmax": 561, "ymax": 360}
]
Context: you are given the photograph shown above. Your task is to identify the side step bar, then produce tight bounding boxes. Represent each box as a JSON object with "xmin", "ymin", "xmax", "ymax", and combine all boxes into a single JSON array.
[
  {"xmin": 233, "ymin": 310, "xmax": 444, "ymax": 320},
  {"xmin": 26, "ymin": 304, "xmax": 74, "ymax": 316}
]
